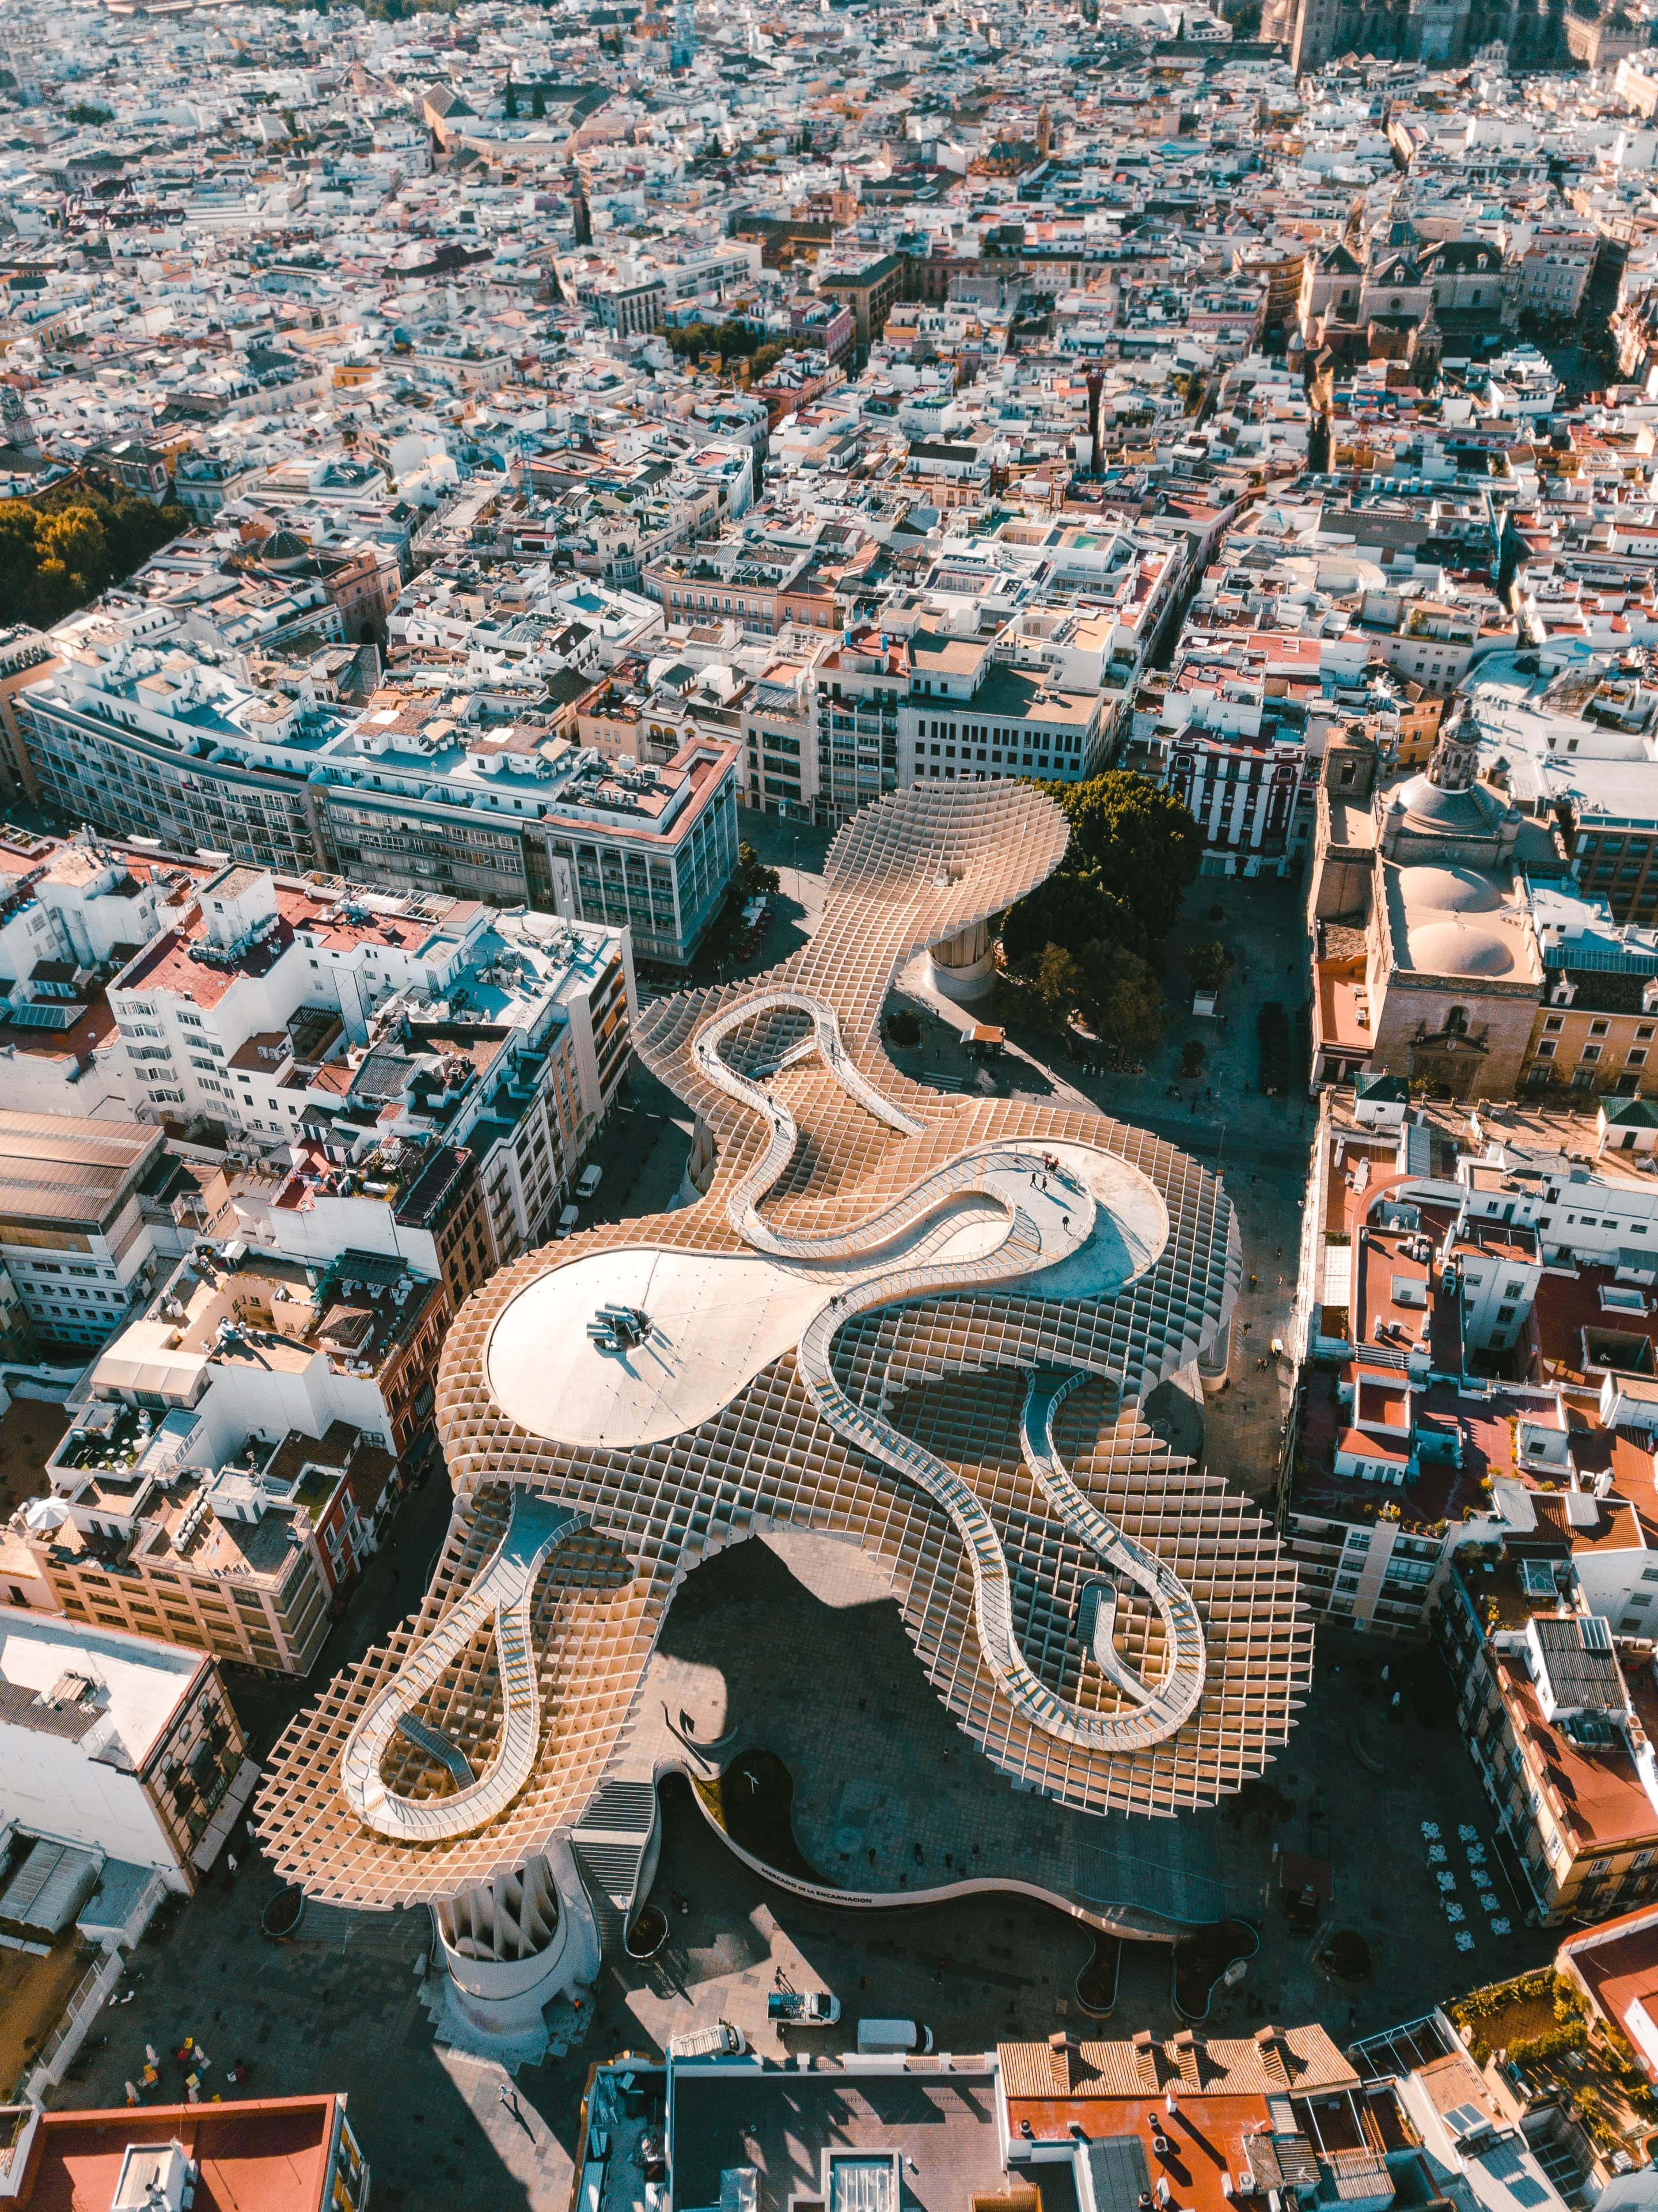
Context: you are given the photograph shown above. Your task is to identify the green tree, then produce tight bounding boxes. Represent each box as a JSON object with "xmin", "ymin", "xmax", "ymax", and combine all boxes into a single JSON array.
[
  {"xmin": 1054, "ymin": 770, "xmax": 1202, "ymax": 935},
  {"xmin": 0, "ymin": 504, "xmax": 40, "ymax": 614},
  {"xmin": 0, "ymin": 484, "xmax": 187, "ymax": 625},
  {"xmin": 504, "ymin": 75, "xmax": 518, "ymax": 117},
  {"xmin": 1075, "ymin": 940, "xmax": 1164, "ymax": 1060},
  {"xmin": 1001, "ymin": 770, "xmax": 1200, "ymax": 965},
  {"xmin": 1185, "ymin": 939, "xmax": 1235, "ymax": 994},
  {"xmin": 531, "ymin": 81, "xmax": 546, "ymax": 117},
  {"xmin": 33, "ymin": 506, "xmax": 107, "ymax": 623},
  {"xmin": 734, "ymin": 841, "xmax": 780, "ymax": 900},
  {"xmin": 35, "ymin": 506, "xmax": 107, "ymax": 616}
]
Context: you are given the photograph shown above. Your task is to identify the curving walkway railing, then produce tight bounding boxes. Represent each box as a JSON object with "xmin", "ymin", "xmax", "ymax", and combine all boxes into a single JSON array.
[
  {"xmin": 693, "ymin": 987, "xmax": 1208, "ymax": 1754},
  {"xmin": 1019, "ymin": 1367, "xmax": 1205, "ymax": 1732},
  {"xmin": 340, "ymin": 1491, "xmax": 584, "ymax": 1842}
]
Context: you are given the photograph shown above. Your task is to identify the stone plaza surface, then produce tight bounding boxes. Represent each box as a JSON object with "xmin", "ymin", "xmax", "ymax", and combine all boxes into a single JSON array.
[
  {"xmin": 50, "ymin": 1568, "xmax": 1550, "ymax": 2212},
  {"xmin": 40, "ymin": 838, "xmax": 1430, "ymax": 2210}
]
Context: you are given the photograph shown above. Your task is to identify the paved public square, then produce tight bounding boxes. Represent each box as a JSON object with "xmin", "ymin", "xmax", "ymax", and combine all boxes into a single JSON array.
[
  {"xmin": 52, "ymin": 1545, "xmax": 1551, "ymax": 2212},
  {"xmin": 40, "ymin": 837, "xmax": 1484, "ymax": 2212}
]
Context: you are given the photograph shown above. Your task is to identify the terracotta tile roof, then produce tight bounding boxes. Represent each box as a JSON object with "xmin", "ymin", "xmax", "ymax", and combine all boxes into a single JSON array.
[{"xmin": 997, "ymin": 2027, "xmax": 1357, "ymax": 2101}]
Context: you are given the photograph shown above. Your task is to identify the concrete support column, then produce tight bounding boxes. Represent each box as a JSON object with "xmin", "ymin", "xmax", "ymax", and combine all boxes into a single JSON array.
[
  {"xmin": 434, "ymin": 1843, "xmax": 597, "ymax": 2039},
  {"xmin": 928, "ymin": 918, "xmax": 996, "ymax": 1003},
  {"xmin": 1196, "ymin": 1319, "xmax": 1232, "ymax": 1395}
]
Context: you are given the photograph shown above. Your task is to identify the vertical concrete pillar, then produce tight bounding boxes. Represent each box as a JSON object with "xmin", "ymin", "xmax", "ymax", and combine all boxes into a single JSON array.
[{"xmin": 929, "ymin": 918, "xmax": 996, "ymax": 1003}]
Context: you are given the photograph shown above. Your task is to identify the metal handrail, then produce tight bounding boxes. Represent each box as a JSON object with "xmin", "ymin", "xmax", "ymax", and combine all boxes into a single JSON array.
[
  {"xmin": 339, "ymin": 1492, "xmax": 583, "ymax": 1841},
  {"xmin": 1019, "ymin": 1367, "xmax": 1206, "ymax": 1727},
  {"xmin": 690, "ymin": 980, "xmax": 1209, "ymax": 1757}
]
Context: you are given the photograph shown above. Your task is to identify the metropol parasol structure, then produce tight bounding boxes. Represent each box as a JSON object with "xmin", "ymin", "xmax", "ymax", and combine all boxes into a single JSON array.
[{"xmin": 253, "ymin": 780, "xmax": 1308, "ymax": 2035}]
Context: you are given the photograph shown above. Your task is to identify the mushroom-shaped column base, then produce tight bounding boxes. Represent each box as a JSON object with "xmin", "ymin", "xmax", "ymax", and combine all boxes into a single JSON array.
[
  {"xmin": 434, "ymin": 1845, "xmax": 598, "ymax": 2038},
  {"xmin": 928, "ymin": 917, "xmax": 996, "ymax": 1003}
]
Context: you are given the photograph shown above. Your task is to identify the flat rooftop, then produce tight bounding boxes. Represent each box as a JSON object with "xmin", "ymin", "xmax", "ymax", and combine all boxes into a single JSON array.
[
  {"xmin": 0, "ymin": 1113, "xmax": 163, "ymax": 1234},
  {"xmin": 0, "ymin": 1610, "xmax": 202, "ymax": 1769},
  {"xmin": 669, "ymin": 2066, "xmax": 1005, "ymax": 2212},
  {"xmin": 4, "ymin": 2096, "xmax": 342, "ymax": 2211}
]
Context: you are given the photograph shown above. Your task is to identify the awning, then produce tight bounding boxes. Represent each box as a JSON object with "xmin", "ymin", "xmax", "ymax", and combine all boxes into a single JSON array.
[{"xmin": 191, "ymin": 1755, "xmax": 261, "ymax": 1874}]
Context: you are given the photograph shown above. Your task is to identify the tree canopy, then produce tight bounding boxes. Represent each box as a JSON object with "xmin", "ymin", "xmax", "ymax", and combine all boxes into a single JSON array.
[
  {"xmin": 662, "ymin": 322, "xmax": 811, "ymax": 381},
  {"xmin": 1001, "ymin": 769, "xmax": 1201, "ymax": 963},
  {"xmin": 998, "ymin": 770, "xmax": 1200, "ymax": 1061},
  {"xmin": 1185, "ymin": 938, "xmax": 1236, "ymax": 994},
  {"xmin": 1005, "ymin": 938, "xmax": 1166, "ymax": 1060},
  {"xmin": 734, "ymin": 841, "xmax": 780, "ymax": 900},
  {"xmin": 0, "ymin": 483, "xmax": 189, "ymax": 628}
]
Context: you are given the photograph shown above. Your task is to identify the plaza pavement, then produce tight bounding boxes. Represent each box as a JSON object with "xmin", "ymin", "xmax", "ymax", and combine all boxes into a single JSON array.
[{"xmin": 43, "ymin": 837, "xmax": 1500, "ymax": 2211}]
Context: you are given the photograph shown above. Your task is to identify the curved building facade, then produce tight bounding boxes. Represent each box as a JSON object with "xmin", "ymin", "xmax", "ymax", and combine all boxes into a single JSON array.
[{"xmin": 252, "ymin": 783, "xmax": 1310, "ymax": 2024}]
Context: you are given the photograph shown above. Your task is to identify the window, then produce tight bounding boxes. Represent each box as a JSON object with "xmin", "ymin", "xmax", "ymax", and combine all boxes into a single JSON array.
[
  {"xmin": 1582, "ymin": 1044, "xmax": 1603, "ymax": 1063},
  {"xmin": 1544, "ymin": 1015, "xmax": 1563, "ymax": 1032}
]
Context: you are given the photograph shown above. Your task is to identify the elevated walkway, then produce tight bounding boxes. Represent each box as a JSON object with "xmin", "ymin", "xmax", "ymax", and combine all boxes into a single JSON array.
[
  {"xmin": 696, "ymin": 982, "xmax": 1208, "ymax": 1757},
  {"xmin": 340, "ymin": 1491, "xmax": 583, "ymax": 1843}
]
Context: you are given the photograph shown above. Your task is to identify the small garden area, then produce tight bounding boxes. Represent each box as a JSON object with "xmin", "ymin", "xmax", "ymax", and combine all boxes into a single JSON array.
[
  {"xmin": 1449, "ymin": 1970, "xmax": 1657, "ymax": 2158},
  {"xmin": 1076, "ymin": 1932, "xmax": 1121, "ymax": 2016},
  {"xmin": 1173, "ymin": 1918, "xmax": 1258, "ymax": 2020},
  {"xmin": 690, "ymin": 1748, "xmax": 826, "ymax": 1884}
]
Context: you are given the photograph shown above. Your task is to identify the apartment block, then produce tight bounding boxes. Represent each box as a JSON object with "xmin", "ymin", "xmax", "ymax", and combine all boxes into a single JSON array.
[
  {"xmin": 13, "ymin": 1230, "xmax": 446, "ymax": 1671},
  {"xmin": 0, "ymin": 2095, "xmax": 366, "ymax": 2212},
  {"xmin": 0, "ymin": 1610, "xmax": 254, "ymax": 1890},
  {"xmin": 1439, "ymin": 1573, "xmax": 1658, "ymax": 1926},
  {"xmin": 0, "ymin": 1113, "xmax": 203, "ymax": 1358},
  {"xmin": 1285, "ymin": 1094, "xmax": 1658, "ymax": 1640},
  {"xmin": 13, "ymin": 612, "xmax": 741, "ymax": 967}
]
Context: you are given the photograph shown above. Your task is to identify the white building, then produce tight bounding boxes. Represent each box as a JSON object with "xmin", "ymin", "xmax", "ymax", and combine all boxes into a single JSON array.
[
  {"xmin": 0, "ymin": 1609, "xmax": 254, "ymax": 1890},
  {"xmin": 0, "ymin": 1113, "xmax": 196, "ymax": 1356},
  {"xmin": 108, "ymin": 863, "xmax": 634, "ymax": 1262}
]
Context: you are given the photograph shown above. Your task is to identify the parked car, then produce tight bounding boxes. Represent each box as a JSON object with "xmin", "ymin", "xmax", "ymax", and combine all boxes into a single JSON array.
[
  {"xmin": 576, "ymin": 1164, "xmax": 604, "ymax": 1200},
  {"xmin": 767, "ymin": 1990, "xmax": 841, "ymax": 2026},
  {"xmin": 555, "ymin": 1204, "xmax": 580, "ymax": 1239},
  {"xmin": 856, "ymin": 2018, "xmax": 932, "ymax": 2054},
  {"xmin": 666, "ymin": 2020, "xmax": 746, "ymax": 2059}
]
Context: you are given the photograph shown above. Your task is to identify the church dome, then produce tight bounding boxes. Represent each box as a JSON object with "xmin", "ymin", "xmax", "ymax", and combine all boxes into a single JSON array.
[
  {"xmin": 1392, "ymin": 771, "xmax": 1505, "ymax": 832},
  {"xmin": 1405, "ymin": 919, "xmax": 1517, "ymax": 977},
  {"xmin": 1396, "ymin": 864, "xmax": 1504, "ymax": 915},
  {"xmin": 260, "ymin": 529, "xmax": 310, "ymax": 570}
]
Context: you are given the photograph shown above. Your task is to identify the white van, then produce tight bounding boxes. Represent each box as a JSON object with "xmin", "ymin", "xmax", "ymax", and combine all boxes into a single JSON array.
[
  {"xmin": 667, "ymin": 2020, "xmax": 746, "ymax": 2059},
  {"xmin": 855, "ymin": 2019, "xmax": 932, "ymax": 2055},
  {"xmin": 555, "ymin": 1204, "xmax": 580, "ymax": 1239},
  {"xmin": 576, "ymin": 1164, "xmax": 604, "ymax": 1200}
]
